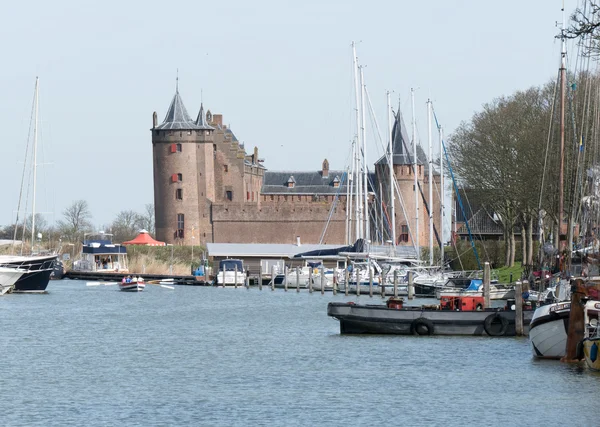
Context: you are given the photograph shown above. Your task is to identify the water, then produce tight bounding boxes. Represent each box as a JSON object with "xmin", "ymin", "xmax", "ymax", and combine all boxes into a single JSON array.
[{"xmin": 1, "ymin": 280, "xmax": 596, "ymax": 426}]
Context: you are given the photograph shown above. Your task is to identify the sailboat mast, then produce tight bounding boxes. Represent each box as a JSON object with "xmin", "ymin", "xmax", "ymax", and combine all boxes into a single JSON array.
[
  {"xmin": 387, "ymin": 91, "xmax": 396, "ymax": 247},
  {"xmin": 345, "ymin": 164, "xmax": 351, "ymax": 244},
  {"xmin": 360, "ymin": 66, "xmax": 369, "ymax": 242},
  {"xmin": 31, "ymin": 76, "xmax": 39, "ymax": 252},
  {"xmin": 558, "ymin": 2, "xmax": 566, "ymax": 250},
  {"xmin": 439, "ymin": 124, "xmax": 444, "ymax": 265},
  {"xmin": 352, "ymin": 42, "xmax": 362, "ymax": 240},
  {"xmin": 427, "ymin": 99, "xmax": 434, "ymax": 266},
  {"xmin": 411, "ymin": 88, "xmax": 419, "ymax": 261}
]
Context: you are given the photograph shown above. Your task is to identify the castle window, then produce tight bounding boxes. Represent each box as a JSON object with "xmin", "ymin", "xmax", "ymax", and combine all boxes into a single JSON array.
[
  {"xmin": 226, "ymin": 191, "xmax": 233, "ymax": 201},
  {"xmin": 297, "ymin": 196, "xmax": 301, "ymax": 201},
  {"xmin": 176, "ymin": 189, "xmax": 183, "ymax": 200},
  {"xmin": 284, "ymin": 195, "xmax": 288, "ymax": 201},
  {"xmin": 224, "ymin": 165, "xmax": 229, "ymax": 173},
  {"xmin": 176, "ymin": 143, "xmax": 182, "ymax": 152},
  {"xmin": 177, "ymin": 173, "xmax": 183, "ymax": 182},
  {"xmin": 247, "ymin": 191, "xmax": 250, "ymax": 201},
  {"xmin": 270, "ymin": 195, "xmax": 274, "ymax": 201},
  {"xmin": 176, "ymin": 214, "xmax": 185, "ymax": 238},
  {"xmin": 399, "ymin": 225, "xmax": 409, "ymax": 243},
  {"xmin": 213, "ymin": 144, "xmax": 217, "ymax": 158},
  {"xmin": 179, "ymin": 132, "xmax": 183, "ymax": 137}
]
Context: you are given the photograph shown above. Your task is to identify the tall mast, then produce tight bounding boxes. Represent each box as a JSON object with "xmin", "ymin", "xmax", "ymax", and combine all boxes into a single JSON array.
[
  {"xmin": 411, "ymin": 88, "xmax": 419, "ymax": 261},
  {"xmin": 558, "ymin": 2, "xmax": 566, "ymax": 250},
  {"xmin": 352, "ymin": 42, "xmax": 362, "ymax": 240},
  {"xmin": 387, "ymin": 91, "xmax": 396, "ymax": 247},
  {"xmin": 360, "ymin": 66, "xmax": 369, "ymax": 242},
  {"xmin": 427, "ymin": 98, "xmax": 434, "ymax": 266},
  {"xmin": 31, "ymin": 76, "xmax": 39, "ymax": 252},
  {"xmin": 345, "ymin": 164, "xmax": 351, "ymax": 244},
  {"xmin": 439, "ymin": 124, "xmax": 445, "ymax": 266}
]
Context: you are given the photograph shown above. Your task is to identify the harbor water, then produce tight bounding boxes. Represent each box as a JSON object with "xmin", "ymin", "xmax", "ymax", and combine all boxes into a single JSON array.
[{"xmin": 1, "ymin": 280, "xmax": 596, "ymax": 426}]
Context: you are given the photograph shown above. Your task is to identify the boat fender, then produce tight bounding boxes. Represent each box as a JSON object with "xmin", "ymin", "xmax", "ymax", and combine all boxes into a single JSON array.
[
  {"xmin": 483, "ymin": 313, "xmax": 509, "ymax": 336},
  {"xmin": 411, "ymin": 318, "xmax": 434, "ymax": 336},
  {"xmin": 576, "ymin": 340, "xmax": 584, "ymax": 361}
]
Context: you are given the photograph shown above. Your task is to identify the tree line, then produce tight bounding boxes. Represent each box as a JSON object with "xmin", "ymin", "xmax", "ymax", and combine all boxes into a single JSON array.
[{"xmin": 0, "ymin": 201, "xmax": 155, "ymax": 246}]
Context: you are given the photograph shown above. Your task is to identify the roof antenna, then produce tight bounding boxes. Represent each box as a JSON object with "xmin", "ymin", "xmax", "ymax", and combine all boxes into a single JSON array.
[{"xmin": 176, "ymin": 68, "xmax": 179, "ymax": 93}]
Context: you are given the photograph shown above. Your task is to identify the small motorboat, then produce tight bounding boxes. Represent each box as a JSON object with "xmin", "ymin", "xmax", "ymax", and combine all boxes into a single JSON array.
[{"xmin": 119, "ymin": 276, "xmax": 145, "ymax": 292}]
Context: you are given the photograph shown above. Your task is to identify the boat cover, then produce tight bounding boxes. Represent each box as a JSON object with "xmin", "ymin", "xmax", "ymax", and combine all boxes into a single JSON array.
[{"xmin": 293, "ymin": 239, "xmax": 366, "ymax": 258}]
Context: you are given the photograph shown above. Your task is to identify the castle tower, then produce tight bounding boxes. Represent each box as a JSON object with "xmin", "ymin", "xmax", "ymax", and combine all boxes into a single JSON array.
[{"xmin": 152, "ymin": 85, "xmax": 214, "ymax": 245}]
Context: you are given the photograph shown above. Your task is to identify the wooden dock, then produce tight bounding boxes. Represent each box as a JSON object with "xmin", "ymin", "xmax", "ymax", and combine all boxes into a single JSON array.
[{"xmin": 63, "ymin": 270, "xmax": 209, "ymax": 286}]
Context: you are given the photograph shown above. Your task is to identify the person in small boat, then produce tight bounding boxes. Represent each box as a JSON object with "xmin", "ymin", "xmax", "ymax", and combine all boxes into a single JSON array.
[{"xmin": 126, "ymin": 275, "xmax": 132, "ymax": 283}]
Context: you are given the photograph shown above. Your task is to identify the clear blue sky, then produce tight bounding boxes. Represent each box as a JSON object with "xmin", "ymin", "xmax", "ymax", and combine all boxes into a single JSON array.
[{"xmin": 0, "ymin": 0, "xmax": 575, "ymax": 228}]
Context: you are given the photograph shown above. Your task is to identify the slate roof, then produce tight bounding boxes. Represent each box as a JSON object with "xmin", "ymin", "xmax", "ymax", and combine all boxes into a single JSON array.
[
  {"xmin": 456, "ymin": 208, "xmax": 504, "ymax": 235},
  {"xmin": 375, "ymin": 107, "xmax": 428, "ymax": 167},
  {"xmin": 195, "ymin": 103, "xmax": 215, "ymax": 130},
  {"xmin": 155, "ymin": 90, "xmax": 202, "ymax": 130},
  {"xmin": 262, "ymin": 170, "xmax": 357, "ymax": 195}
]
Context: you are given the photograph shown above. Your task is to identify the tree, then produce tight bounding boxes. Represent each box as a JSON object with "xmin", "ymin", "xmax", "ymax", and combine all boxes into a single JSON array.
[
  {"xmin": 111, "ymin": 210, "xmax": 142, "ymax": 242},
  {"xmin": 57, "ymin": 200, "xmax": 93, "ymax": 242},
  {"xmin": 137, "ymin": 203, "xmax": 155, "ymax": 236}
]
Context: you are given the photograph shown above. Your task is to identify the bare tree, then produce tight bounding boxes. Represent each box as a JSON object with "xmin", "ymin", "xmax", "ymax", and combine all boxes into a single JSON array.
[
  {"xmin": 111, "ymin": 210, "xmax": 142, "ymax": 242},
  {"xmin": 137, "ymin": 203, "xmax": 155, "ymax": 235},
  {"xmin": 57, "ymin": 200, "xmax": 93, "ymax": 242}
]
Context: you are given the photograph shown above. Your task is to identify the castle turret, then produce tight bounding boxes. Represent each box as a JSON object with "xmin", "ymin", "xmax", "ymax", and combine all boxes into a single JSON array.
[{"xmin": 152, "ymin": 86, "xmax": 205, "ymax": 245}]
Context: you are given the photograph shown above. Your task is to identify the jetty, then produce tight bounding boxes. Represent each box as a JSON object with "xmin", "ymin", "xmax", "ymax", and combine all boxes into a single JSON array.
[{"xmin": 64, "ymin": 270, "xmax": 208, "ymax": 286}]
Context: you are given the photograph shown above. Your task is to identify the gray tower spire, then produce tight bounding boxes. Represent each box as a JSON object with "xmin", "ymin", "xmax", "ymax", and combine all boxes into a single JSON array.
[
  {"xmin": 195, "ymin": 103, "xmax": 215, "ymax": 130},
  {"xmin": 155, "ymin": 87, "xmax": 200, "ymax": 130}
]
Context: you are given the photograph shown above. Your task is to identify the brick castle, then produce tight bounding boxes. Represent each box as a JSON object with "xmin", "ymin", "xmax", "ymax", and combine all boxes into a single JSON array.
[{"xmin": 151, "ymin": 87, "xmax": 442, "ymax": 248}]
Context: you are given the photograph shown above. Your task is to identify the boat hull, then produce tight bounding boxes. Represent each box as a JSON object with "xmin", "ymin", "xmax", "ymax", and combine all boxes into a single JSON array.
[
  {"xmin": 583, "ymin": 338, "xmax": 600, "ymax": 371},
  {"xmin": 528, "ymin": 302, "xmax": 570, "ymax": 359},
  {"xmin": 327, "ymin": 302, "xmax": 532, "ymax": 336},
  {"xmin": 0, "ymin": 254, "xmax": 57, "ymax": 293},
  {"xmin": 119, "ymin": 282, "xmax": 145, "ymax": 292}
]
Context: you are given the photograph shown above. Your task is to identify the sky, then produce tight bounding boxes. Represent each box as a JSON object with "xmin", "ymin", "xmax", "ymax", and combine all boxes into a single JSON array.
[{"xmin": 0, "ymin": 0, "xmax": 579, "ymax": 229}]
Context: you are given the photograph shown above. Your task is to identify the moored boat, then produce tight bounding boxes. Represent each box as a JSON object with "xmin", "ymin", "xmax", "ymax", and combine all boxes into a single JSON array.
[
  {"xmin": 214, "ymin": 259, "xmax": 246, "ymax": 286},
  {"xmin": 0, "ymin": 254, "xmax": 58, "ymax": 293},
  {"xmin": 0, "ymin": 266, "xmax": 26, "ymax": 295},
  {"xmin": 327, "ymin": 295, "xmax": 533, "ymax": 336}
]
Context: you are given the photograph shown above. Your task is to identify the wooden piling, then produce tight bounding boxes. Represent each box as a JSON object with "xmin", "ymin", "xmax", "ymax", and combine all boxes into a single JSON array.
[
  {"xmin": 320, "ymin": 267, "xmax": 325, "ymax": 295},
  {"xmin": 483, "ymin": 262, "xmax": 490, "ymax": 309},
  {"xmin": 309, "ymin": 267, "xmax": 313, "ymax": 293},
  {"xmin": 515, "ymin": 281, "xmax": 524, "ymax": 336},
  {"xmin": 296, "ymin": 267, "xmax": 300, "ymax": 293},
  {"xmin": 345, "ymin": 265, "xmax": 350, "ymax": 296},
  {"xmin": 333, "ymin": 274, "xmax": 337, "ymax": 295},
  {"xmin": 408, "ymin": 271, "xmax": 414, "ymax": 300},
  {"xmin": 562, "ymin": 279, "xmax": 593, "ymax": 363},
  {"xmin": 356, "ymin": 267, "xmax": 360, "ymax": 296},
  {"xmin": 222, "ymin": 263, "xmax": 226, "ymax": 287},
  {"xmin": 393, "ymin": 270, "xmax": 398, "ymax": 298},
  {"xmin": 259, "ymin": 269, "xmax": 263, "ymax": 291},
  {"xmin": 234, "ymin": 265, "xmax": 238, "ymax": 289},
  {"xmin": 245, "ymin": 274, "xmax": 249, "ymax": 289},
  {"xmin": 380, "ymin": 275, "xmax": 385, "ymax": 298},
  {"xmin": 271, "ymin": 265, "xmax": 275, "ymax": 291},
  {"xmin": 284, "ymin": 266, "xmax": 288, "ymax": 292}
]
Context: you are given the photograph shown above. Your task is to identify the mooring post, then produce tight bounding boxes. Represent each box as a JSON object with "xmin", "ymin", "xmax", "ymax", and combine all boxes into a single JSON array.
[
  {"xmin": 393, "ymin": 269, "xmax": 398, "ymax": 298},
  {"xmin": 320, "ymin": 267, "xmax": 325, "ymax": 295},
  {"xmin": 296, "ymin": 266, "xmax": 300, "ymax": 293},
  {"xmin": 271, "ymin": 265, "xmax": 275, "ymax": 291},
  {"xmin": 515, "ymin": 281, "xmax": 524, "ymax": 336},
  {"xmin": 380, "ymin": 275, "xmax": 385, "ymax": 298},
  {"xmin": 284, "ymin": 265, "xmax": 288, "ymax": 292},
  {"xmin": 234, "ymin": 265, "xmax": 238, "ymax": 289},
  {"xmin": 333, "ymin": 274, "xmax": 337, "ymax": 295},
  {"xmin": 483, "ymin": 262, "xmax": 490, "ymax": 309},
  {"xmin": 245, "ymin": 274, "xmax": 250, "ymax": 289},
  {"xmin": 356, "ymin": 266, "xmax": 360, "ymax": 296},
  {"xmin": 309, "ymin": 266, "xmax": 313, "ymax": 293},
  {"xmin": 369, "ymin": 262, "xmax": 373, "ymax": 298},
  {"xmin": 259, "ymin": 269, "xmax": 263, "ymax": 291},
  {"xmin": 345, "ymin": 265, "xmax": 350, "ymax": 296},
  {"xmin": 408, "ymin": 271, "xmax": 414, "ymax": 300},
  {"xmin": 222, "ymin": 263, "xmax": 226, "ymax": 287}
]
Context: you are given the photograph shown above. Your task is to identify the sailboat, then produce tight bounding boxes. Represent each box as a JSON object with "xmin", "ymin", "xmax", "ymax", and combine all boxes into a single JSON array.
[{"xmin": 0, "ymin": 77, "xmax": 57, "ymax": 293}]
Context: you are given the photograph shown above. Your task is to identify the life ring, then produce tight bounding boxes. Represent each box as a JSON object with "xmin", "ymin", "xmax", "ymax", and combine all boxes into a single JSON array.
[
  {"xmin": 411, "ymin": 318, "xmax": 434, "ymax": 336},
  {"xmin": 484, "ymin": 313, "xmax": 509, "ymax": 336}
]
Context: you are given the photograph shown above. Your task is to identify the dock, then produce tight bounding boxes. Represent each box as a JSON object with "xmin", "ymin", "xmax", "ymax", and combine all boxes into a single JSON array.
[{"xmin": 63, "ymin": 271, "xmax": 209, "ymax": 286}]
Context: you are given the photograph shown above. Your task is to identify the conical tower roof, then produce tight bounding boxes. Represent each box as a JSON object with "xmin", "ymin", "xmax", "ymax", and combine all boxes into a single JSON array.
[
  {"xmin": 375, "ymin": 104, "xmax": 427, "ymax": 167},
  {"xmin": 155, "ymin": 87, "xmax": 201, "ymax": 130},
  {"xmin": 195, "ymin": 103, "xmax": 215, "ymax": 130}
]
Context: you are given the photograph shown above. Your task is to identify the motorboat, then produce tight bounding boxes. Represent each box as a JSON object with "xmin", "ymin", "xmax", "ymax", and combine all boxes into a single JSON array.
[
  {"xmin": 215, "ymin": 259, "xmax": 246, "ymax": 286},
  {"xmin": 72, "ymin": 232, "xmax": 128, "ymax": 273},
  {"xmin": 436, "ymin": 279, "xmax": 515, "ymax": 300},
  {"xmin": 0, "ymin": 254, "xmax": 57, "ymax": 293},
  {"xmin": 581, "ymin": 299, "xmax": 600, "ymax": 371}
]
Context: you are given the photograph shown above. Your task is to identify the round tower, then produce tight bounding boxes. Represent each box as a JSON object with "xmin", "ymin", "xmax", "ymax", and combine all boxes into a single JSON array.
[{"xmin": 152, "ymin": 87, "xmax": 213, "ymax": 245}]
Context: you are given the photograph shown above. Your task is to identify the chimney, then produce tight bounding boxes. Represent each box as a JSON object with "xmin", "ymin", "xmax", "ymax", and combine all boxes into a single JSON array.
[
  {"xmin": 296, "ymin": 236, "xmax": 301, "ymax": 246},
  {"xmin": 152, "ymin": 111, "xmax": 158, "ymax": 129},
  {"xmin": 212, "ymin": 114, "xmax": 223, "ymax": 127},
  {"xmin": 322, "ymin": 159, "xmax": 329, "ymax": 178},
  {"xmin": 254, "ymin": 146, "xmax": 259, "ymax": 164}
]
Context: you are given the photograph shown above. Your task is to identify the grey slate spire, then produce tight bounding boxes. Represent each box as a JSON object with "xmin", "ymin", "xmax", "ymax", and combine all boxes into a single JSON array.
[
  {"xmin": 155, "ymin": 84, "xmax": 201, "ymax": 130},
  {"xmin": 195, "ymin": 103, "xmax": 215, "ymax": 130}
]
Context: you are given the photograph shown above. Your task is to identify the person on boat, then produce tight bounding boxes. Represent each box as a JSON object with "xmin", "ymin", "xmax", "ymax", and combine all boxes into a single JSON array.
[
  {"xmin": 122, "ymin": 276, "xmax": 127, "ymax": 284},
  {"xmin": 125, "ymin": 275, "xmax": 131, "ymax": 283}
]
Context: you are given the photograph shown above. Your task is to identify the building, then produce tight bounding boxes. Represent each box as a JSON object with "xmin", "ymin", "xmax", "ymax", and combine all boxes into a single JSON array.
[{"xmin": 151, "ymin": 87, "xmax": 444, "ymax": 252}]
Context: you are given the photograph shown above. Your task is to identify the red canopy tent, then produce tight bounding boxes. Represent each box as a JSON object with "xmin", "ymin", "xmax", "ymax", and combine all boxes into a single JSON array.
[{"xmin": 122, "ymin": 230, "xmax": 166, "ymax": 246}]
